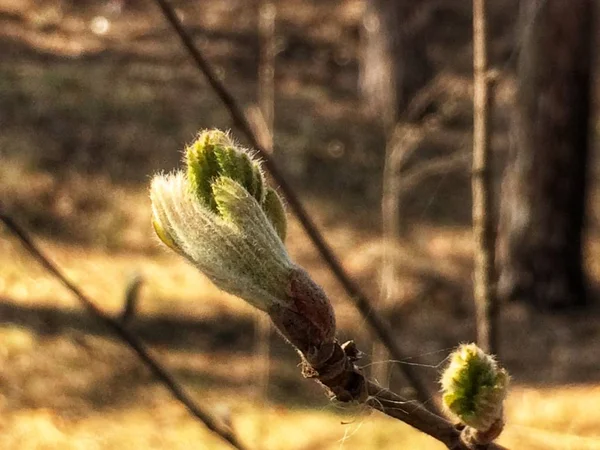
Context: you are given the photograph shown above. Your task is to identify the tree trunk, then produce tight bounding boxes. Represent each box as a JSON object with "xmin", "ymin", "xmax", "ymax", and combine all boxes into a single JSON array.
[
  {"xmin": 362, "ymin": 0, "xmax": 432, "ymax": 386},
  {"xmin": 497, "ymin": 0, "xmax": 594, "ymax": 310},
  {"xmin": 360, "ymin": 0, "xmax": 432, "ymax": 129}
]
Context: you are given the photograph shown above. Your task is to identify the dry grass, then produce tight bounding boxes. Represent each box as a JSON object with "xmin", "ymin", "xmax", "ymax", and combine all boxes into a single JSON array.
[
  {"xmin": 1, "ymin": 331, "xmax": 600, "ymax": 450},
  {"xmin": 3, "ymin": 223, "xmax": 600, "ymax": 449}
]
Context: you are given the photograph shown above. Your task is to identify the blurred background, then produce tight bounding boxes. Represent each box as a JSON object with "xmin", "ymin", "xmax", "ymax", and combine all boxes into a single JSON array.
[{"xmin": 1, "ymin": 1, "xmax": 600, "ymax": 449}]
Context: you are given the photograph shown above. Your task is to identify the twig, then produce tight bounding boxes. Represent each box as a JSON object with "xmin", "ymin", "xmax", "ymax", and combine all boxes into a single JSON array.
[
  {"xmin": 366, "ymin": 380, "xmax": 458, "ymax": 446},
  {"xmin": 377, "ymin": 118, "xmax": 469, "ymax": 384},
  {"xmin": 366, "ymin": 380, "xmax": 508, "ymax": 450},
  {"xmin": 121, "ymin": 273, "xmax": 143, "ymax": 325},
  {"xmin": 375, "ymin": 122, "xmax": 428, "ymax": 386},
  {"xmin": 258, "ymin": 0, "xmax": 276, "ymax": 152},
  {"xmin": 0, "ymin": 213, "xmax": 248, "ymax": 450},
  {"xmin": 304, "ymin": 340, "xmax": 508, "ymax": 450},
  {"xmin": 151, "ymin": 0, "xmax": 436, "ymax": 410},
  {"xmin": 255, "ymin": 2, "xmax": 276, "ymax": 445},
  {"xmin": 399, "ymin": 151, "xmax": 471, "ymax": 196},
  {"xmin": 472, "ymin": 0, "xmax": 498, "ymax": 354}
]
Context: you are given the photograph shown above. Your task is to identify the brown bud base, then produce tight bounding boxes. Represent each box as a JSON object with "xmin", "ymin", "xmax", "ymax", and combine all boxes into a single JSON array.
[{"xmin": 268, "ymin": 267, "xmax": 336, "ymax": 355}]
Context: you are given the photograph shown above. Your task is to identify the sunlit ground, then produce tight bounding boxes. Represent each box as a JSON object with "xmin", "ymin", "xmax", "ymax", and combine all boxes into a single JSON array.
[{"xmin": 2, "ymin": 226, "xmax": 600, "ymax": 450}]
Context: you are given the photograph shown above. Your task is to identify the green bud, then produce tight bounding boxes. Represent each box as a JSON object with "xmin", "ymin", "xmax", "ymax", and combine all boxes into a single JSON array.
[
  {"xmin": 186, "ymin": 130, "xmax": 266, "ymax": 213},
  {"xmin": 150, "ymin": 128, "xmax": 335, "ymax": 356},
  {"xmin": 151, "ymin": 172, "xmax": 291, "ymax": 312},
  {"xmin": 440, "ymin": 343, "xmax": 509, "ymax": 433}
]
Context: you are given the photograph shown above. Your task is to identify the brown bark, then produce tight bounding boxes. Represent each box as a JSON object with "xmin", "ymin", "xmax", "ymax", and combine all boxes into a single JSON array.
[
  {"xmin": 472, "ymin": 0, "xmax": 498, "ymax": 354},
  {"xmin": 363, "ymin": 0, "xmax": 433, "ymax": 388},
  {"xmin": 497, "ymin": 0, "xmax": 594, "ymax": 310},
  {"xmin": 360, "ymin": 0, "xmax": 432, "ymax": 129}
]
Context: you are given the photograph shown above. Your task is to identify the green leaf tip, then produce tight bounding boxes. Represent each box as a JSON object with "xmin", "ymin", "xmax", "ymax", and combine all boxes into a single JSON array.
[
  {"xmin": 440, "ymin": 343, "xmax": 509, "ymax": 432},
  {"xmin": 184, "ymin": 129, "xmax": 286, "ymax": 239},
  {"xmin": 263, "ymin": 188, "xmax": 287, "ymax": 241},
  {"xmin": 152, "ymin": 216, "xmax": 180, "ymax": 252},
  {"xmin": 185, "ymin": 129, "xmax": 267, "ymax": 214},
  {"xmin": 186, "ymin": 130, "xmax": 223, "ymax": 212}
]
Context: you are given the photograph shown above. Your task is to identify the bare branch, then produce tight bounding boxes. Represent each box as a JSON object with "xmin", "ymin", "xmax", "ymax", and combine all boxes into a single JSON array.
[
  {"xmin": 304, "ymin": 340, "xmax": 508, "ymax": 450},
  {"xmin": 472, "ymin": 0, "xmax": 499, "ymax": 354},
  {"xmin": 376, "ymin": 121, "xmax": 429, "ymax": 386},
  {"xmin": 120, "ymin": 273, "xmax": 143, "ymax": 325},
  {"xmin": 258, "ymin": 0, "xmax": 276, "ymax": 152},
  {"xmin": 151, "ymin": 0, "xmax": 436, "ymax": 409},
  {"xmin": 402, "ymin": 151, "xmax": 471, "ymax": 196},
  {"xmin": 0, "ymin": 212, "xmax": 248, "ymax": 450}
]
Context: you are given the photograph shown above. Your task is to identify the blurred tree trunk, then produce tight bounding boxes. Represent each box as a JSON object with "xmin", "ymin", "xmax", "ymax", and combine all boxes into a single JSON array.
[
  {"xmin": 497, "ymin": 0, "xmax": 594, "ymax": 310},
  {"xmin": 360, "ymin": 0, "xmax": 432, "ymax": 130},
  {"xmin": 362, "ymin": 0, "xmax": 432, "ymax": 387}
]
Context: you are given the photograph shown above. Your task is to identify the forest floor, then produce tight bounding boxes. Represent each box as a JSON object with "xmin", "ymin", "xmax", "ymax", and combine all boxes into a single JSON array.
[{"xmin": 2, "ymin": 0, "xmax": 600, "ymax": 449}]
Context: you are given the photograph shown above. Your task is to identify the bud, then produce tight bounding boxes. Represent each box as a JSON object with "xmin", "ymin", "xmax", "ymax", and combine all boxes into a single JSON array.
[
  {"xmin": 440, "ymin": 343, "xmax": 509, "ymax": 433},
  {"xmin": 150, "ymin": 129, "xmax": 334, "ymax": 354},
  {"xmin": 185, "ymin": 130, "xmax": 284, "ymax": 235},
  {"xmin": 150, "ymin": 172, "xmax": 290, "ymax": 312}
]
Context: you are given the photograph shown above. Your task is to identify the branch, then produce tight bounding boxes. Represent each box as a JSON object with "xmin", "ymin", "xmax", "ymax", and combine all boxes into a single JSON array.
[
  {"xmin": 305, "ymin": 340, "xmax": 508, "ymax": 450},
  {"xmin": 399, "ymin": 151, "xmax": 470, "ymax": 197},
  {"xmin": 376, "ymin": 122, "xmax": 431, "ymax": 385},
  {"xmin": 120, "ymin": 273, "xmax": 143, "ymax": 325},
  {"xmin": 257, "ymin": 0, "xmax": 276, "ymax": 152},
  {"xmin": 0, "ymin": 212, "xmax": 248, "ymax": 450},
  {"xmin": 472, "ymin": 0, "xmax": 498, "ymax": 354},
  {"xmin": 151, "ymin": 0, "xmax": 436, "ymax": 410}
]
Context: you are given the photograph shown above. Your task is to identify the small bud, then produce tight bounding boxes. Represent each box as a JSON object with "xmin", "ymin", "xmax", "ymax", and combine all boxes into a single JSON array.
[{"xmin": 440, "ymin": 343, "xmax": 509, "ymax": 433}]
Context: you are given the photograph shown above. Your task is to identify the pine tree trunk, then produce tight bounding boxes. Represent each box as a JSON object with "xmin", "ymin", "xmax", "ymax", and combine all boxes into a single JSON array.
[{"xmin": 497, "ymin": 0, "xmax": 593, "ymax": 310}]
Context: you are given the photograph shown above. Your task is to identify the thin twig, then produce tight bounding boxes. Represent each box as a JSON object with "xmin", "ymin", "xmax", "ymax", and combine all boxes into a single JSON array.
[
  {"xmin": 377, "ymin": 119, "xmax": 469, "ymax": 383},
  {"xmin": 258, "ymin": 0, "xmax": 276, "ymax": 152},
  {"xmin": 472, "ymin": 0, "xmax": 498, "ymax": 354},
  {"xmin": 399, "ymin": 151, "xmax": 471, "ymax": 196},
  {"xmin": 375, "ymin": 122, "xmax": 427, "ymax": 386},
  {"xmin": 0, "ymin": 213, "xmax": 248, "ymax": 450},
  {"xmin": 365, "ymin": 380, "xmax": 508, "ymax": 450},
  {"xmin": 305, "ymin": 341, "xmax": 507, "ymax": 450},
  {"xmin": 151, "ymin": 0, "xmax": 436, "ymax": 410},
  {"xmin": 121, "ymin": 273, "xmax": 143, "ymax": 325}
]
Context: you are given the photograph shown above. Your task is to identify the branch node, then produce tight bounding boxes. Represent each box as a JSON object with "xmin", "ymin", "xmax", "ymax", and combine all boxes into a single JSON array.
[{"xmin": 302, "ymin": 341, "xmax": 368, "ymax": 403}]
